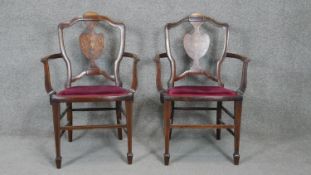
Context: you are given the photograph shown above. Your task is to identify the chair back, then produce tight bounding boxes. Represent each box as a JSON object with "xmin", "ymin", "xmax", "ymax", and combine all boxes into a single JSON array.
[
  {"xmin": 58, "ymin": 12, "xmax": 125, "ymax": 88},
  {"xmin": 165, "ymin": 13, "xmax": 229, "ymax": 88}
]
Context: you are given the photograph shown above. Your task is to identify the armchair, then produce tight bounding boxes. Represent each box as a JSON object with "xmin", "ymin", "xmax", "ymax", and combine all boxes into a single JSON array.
[
  {"xmin": 41, "ymin": 12, "xmax": 139, "ymax": 168},
  {"xmin": 155, "ymin": 13, "xmax": 250, "ymax": 165}
]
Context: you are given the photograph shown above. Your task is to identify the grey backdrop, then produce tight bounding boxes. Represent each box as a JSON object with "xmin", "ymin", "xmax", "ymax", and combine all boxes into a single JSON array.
[{"xmin": 0, "ymin": 0, "xmax": 311, "ymax": 174}]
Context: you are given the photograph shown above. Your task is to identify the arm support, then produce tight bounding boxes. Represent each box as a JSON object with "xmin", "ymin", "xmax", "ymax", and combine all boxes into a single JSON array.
[
  {"xmin": 122, "ymin": 52, "xmax": 140, "ymax": 91},
  {"xmin": 225, "ymin": 52, "xmax": 250, "ymax": 94},
  {"xmin": 40, "ymin": 53, "xmax": 63, "ymax": 95},
  {"xmin": 154, "ymin": 53, "xmax": 169, "ymax": 92}
]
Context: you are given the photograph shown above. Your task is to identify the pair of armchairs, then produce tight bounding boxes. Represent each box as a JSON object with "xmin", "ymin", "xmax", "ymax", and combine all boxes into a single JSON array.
[{"xmin": 41, "ymin": 12, "xmax": 249, "ymax": 168}]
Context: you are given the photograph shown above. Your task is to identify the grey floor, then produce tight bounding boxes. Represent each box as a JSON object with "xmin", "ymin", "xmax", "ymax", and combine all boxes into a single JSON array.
[{"xmin": 1, "ymin": 124, "xmax": 310, "ymax": 175}]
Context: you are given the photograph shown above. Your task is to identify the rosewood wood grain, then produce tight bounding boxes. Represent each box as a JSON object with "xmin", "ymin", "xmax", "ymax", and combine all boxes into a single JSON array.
[
  {"xmin": 154, "ymin": 53, "xmax": 169, "ymax": 92},
  {"xmin": 72, "ymin": 107, "xmax": 116, "ymax": 111},
  {"xmin": 125, "ymin": 100, "xmax": 133, "ymax": 164},
  {"xmin": 170, "ymin": 124, "xmax": 234, "ymax": 129},
  {"xmin": 163, "ymin": 101, "xmax": 172, "ymax": 165},
  {"xmin": 233, "ymin": 100, "xmax": 242, "ymax": 165},
  {"xmin": 116, "ymin": 101, "xmax": 123, "ymax": 140},
  {"xmin": 41, "ymin": 53, "xmax": 63, "ymax": 95},
  {"xmin": 174, "ymin": 107, "xmax": 217, "ymax": 110},
  {"xmin": 52, "ymin": 102, "xmax": 61, "ymax": 168},
  {"xmin": 123, "ymin": 52, "xmax": 139, "ymax": 91},
  {"xmin": 216, "ymin": 101, "xmax": 222, "ymax": 140},
  {"xmin": 169, "ymin": 101, "xmax": 174, "ymax": 139},
  {"xmin": 60, "ymin": 124, "xmax": 126, "ymax": 130},
  {"xmin": 66, "ymin": 103, "xmax": 73, "ymax": 142},
  {"xmin": 225, "ymin": 52, "xmax": 250, "ymax": 94}
]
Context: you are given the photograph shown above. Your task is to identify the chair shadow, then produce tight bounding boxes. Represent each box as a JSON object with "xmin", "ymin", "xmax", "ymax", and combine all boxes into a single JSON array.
[
  {"xmin": 172, "ymin": 131, "xmax": 274, "ymax": 164},
  {"xmin": 130, "ymin": 98, "xmax": 164, "ymax": 163},
  {"xmin": 36, "ymin": 139, "xmax": 55, "ymax": 166},
  {"xmin": 63, "ymin": 131, "xmax": 125, "ymax": 166},
  {"xmin": 169, "ymin": 130, "xmax": 232, "ymax": 163}
]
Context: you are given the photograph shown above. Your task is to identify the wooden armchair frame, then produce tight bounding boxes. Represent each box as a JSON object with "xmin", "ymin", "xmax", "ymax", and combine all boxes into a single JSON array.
[
  {"xmin": 41, "ymin": 12, "xmax": 139, "ymax": 168},
  {"xmin": 154, "ymin": 13, "xmax": 250, "ymax": 165}
]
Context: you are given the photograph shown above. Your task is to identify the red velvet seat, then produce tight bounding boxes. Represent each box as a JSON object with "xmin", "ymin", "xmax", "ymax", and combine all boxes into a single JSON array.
[
  {"xmin": 58, "ymin": 85, "xmax": 129, "ymax": 96},
  {"xmin": 168, "ymin": 86, "xmax": 237, "ymax": 97}
]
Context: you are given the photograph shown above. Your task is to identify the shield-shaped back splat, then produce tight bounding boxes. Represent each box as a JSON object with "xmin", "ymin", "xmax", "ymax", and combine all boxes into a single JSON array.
[
  {"xmin": 183, "ymin": 20, "xmax": 210, "ymax": 71},
  {"xmin": 79, "ymin": 12, "xmax": 104, "ymax": 70}
]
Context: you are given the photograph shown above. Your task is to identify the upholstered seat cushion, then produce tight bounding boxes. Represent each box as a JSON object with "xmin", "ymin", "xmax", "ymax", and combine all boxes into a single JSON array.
[
  {"xmin": 168, "ymin": 86, "xmax": 237, "ymax": 96},
  {"xmin": 58, "ymin": 85, "xmax": 129, "ymax": 96}
]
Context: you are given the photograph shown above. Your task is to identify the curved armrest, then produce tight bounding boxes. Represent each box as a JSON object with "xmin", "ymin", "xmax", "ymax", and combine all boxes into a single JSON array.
[
  {"xmin": 225, "ymin": 52, "xmax": 250, "ymax": 94},
  {"xmin": 122, "ymin": 52, "xmax": 140, "ymax": 91},
  {"xmin": 40, "ymin": 53, "xmax": 63, "ymax": 95},
  {"xmin": 154, "ymin": 53, "xmax": 169, "ymax": 92}
]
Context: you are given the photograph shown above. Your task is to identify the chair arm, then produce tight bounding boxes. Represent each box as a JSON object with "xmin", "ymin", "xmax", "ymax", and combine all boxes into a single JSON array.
[
  {"xmin": 40, "ymin": 53, "xmax": 63, "ymax": 95},
  {"xmin": 225, "ymin": 52, "xmax": 250, "ymax": 94},
  {"xmin": 122, "ymin": 52, "xmax": 140, "ymax": 91},
  {"xmin": 154, "ymin": 53, "xmax": 169, "ymax": 92}
]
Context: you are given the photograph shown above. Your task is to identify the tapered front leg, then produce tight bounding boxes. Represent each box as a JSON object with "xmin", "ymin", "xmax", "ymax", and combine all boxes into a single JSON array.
[
  {"xmin": 163, "ymin": 100, "xmax": 172, "ymax": 165},
  {"xmin": 116, "ymin": 101, "xmax": 123, "ymax": 140},
  {"xmin": 233, "ymin": 100, "xmax": 242, "ymax": 165},
  {"xmin": 216, "ymin": 102, "xmax": 222, "ymax": 140},
  {"xmin": 125, "ymin": 100, "xmax": 133, "ymax": 164},
  {"xmin": 66, "ymin": 103, "xmax": 73, "ymax": 142},
  {"xmin": 169, "ymin": 102, "xmax": 174, "ymax": 140},
  {"xmin": 52, "ymin": 102, "xmax": 62, "ymax": 169}
]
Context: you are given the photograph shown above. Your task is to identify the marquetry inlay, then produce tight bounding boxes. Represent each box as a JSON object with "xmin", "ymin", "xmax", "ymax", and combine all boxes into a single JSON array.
[{"xmin": 79, "ymin": 12, "xmax": 104, "ymax": 69}]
